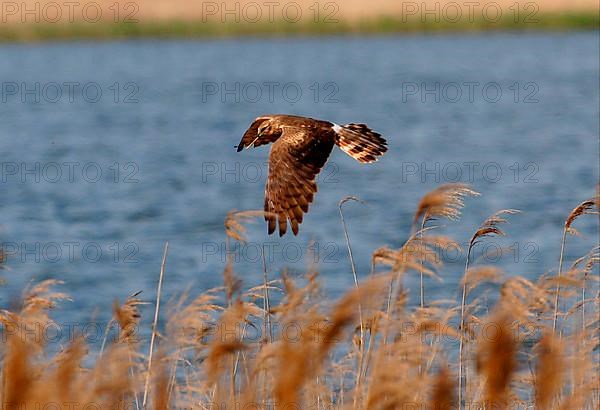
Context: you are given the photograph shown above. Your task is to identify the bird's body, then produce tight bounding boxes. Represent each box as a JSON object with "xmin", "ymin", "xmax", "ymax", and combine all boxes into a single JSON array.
[{"xmin": 237, "ymin": 114, "xmax": 387, "ymax": 236}]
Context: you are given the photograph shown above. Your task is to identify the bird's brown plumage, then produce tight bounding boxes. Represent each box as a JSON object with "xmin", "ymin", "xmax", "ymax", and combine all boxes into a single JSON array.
[{"xmin": 237, "ymin": 114, "xmax": 387, "ymax": 236}]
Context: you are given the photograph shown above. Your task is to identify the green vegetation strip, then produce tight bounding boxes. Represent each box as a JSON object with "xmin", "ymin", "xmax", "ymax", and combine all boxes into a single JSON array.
[{"xmin": 0, "ymin": 13, "xmax": 598, "ymax": 42}]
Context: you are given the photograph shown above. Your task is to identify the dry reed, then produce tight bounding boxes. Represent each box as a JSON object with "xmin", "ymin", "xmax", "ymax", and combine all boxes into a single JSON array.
[{"xmin": 0, "ymin": 186, "xmax": 598, "ymax": 410}]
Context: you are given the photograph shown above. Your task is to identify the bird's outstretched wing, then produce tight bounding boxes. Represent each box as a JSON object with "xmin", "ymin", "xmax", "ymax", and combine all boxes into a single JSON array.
[
  {"xmin": 265, "ymin": 126, "xmax": 335, "ymax": 236},
  {"xmin": 236, "ymin": 117, "xmax": 281, "ymax": 151}
]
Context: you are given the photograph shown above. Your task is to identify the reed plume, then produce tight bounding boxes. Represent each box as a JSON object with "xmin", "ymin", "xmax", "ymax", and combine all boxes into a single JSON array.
[
  {"xmin": 553, "ymin": 195, "xmax": 599, "ymax": 333},
  {"xmin": 413, "ymin": 183, "xmax": 479, "ymax": 228},
  {"xmin": 458, "ymin": 209, "xmax": 518, "ymax": 406},
  {"xmin": 413, "ymin": 184, "xmax": 478, "ymax": 321},
  {"xmin": 476, "ymin": 313, "xmax": 516, "ymax": 409},
  {"xmin": 535, "ymin": 332, "xmax": 564, "ymax": 409},
  {"xmin": 430, "ymin": 366, "xmax": 455, "ymax": 410}
]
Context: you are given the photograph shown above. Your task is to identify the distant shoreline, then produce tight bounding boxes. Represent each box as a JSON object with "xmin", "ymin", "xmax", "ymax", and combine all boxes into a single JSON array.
[{"xmin": 0, "ymin": 13, "xmax": 598, "ymax": 43}]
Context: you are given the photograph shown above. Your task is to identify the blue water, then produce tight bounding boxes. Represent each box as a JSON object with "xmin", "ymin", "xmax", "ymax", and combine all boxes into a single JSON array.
[{"xmin": 0, "ymin": 32, "xmax": 598, "ymax": 346}]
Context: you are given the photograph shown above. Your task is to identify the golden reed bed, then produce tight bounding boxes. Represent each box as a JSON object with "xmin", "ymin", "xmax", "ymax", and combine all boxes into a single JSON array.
[{"xmin": 0, "ymin": 184, "xmax": 598, "ymax": 409}]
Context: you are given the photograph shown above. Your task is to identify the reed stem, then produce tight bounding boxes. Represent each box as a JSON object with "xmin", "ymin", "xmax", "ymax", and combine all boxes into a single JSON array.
[{"xmin": 142, "ymin": 241, "xmax": 169, "ymax": 408}]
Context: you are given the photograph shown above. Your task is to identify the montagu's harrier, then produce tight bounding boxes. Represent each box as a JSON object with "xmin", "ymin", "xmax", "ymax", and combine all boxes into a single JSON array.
[{"xmin": 237, "ymin": 114, "xmax": 387, "ymax": 236}]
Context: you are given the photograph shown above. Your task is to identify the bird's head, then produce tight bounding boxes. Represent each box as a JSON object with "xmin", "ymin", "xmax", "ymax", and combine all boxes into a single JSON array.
[
  {"xmin": 257, "ymin": 117, "xmax": 274, "ymax": 137},
  {"xmin": 236, "ymin": 115, "xmax": 282, "ymax": 152}
]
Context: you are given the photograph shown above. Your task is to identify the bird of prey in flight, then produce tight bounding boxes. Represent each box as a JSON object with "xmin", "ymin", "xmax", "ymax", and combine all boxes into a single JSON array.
[{"xmin": 237, "ymin": 114, "xmax": 387, "ymax": 236}]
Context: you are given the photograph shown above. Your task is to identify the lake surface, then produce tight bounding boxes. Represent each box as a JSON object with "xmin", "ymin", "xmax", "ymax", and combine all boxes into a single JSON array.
[{"xmin": 0, "ymin": 32, "xmax": 598, "ymax": 346}]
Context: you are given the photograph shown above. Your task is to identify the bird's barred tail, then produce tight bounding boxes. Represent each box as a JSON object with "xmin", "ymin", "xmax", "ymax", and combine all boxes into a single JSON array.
[{"xmin": 333, "ymin": 123, "xmax": 388, "ymax": 163}]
